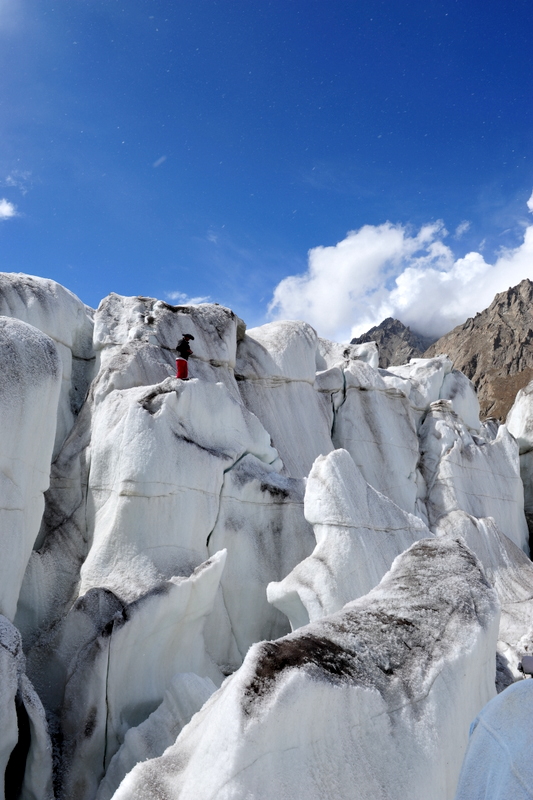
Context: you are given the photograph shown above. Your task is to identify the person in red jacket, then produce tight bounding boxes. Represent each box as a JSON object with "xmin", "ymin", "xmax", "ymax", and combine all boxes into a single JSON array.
[{"xmin": 176, "ymin": 334, "xmax": 194, "ymax": 380}]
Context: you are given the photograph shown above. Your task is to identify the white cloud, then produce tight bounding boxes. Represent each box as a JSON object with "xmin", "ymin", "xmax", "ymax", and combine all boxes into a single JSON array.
[
  {"xmin": 0, "ymin": 198, "xmax": 17, "ymax": 220},
  {"xmin": 166, "ymin": 291, "xmax": 210, "ymax": 305},
  {"xmin": 527, "ymin": 190, "xmax": 533, "ymax": 213},
  {"xmin": 153, "ymin": 156, "xmax": 167, "ymax": 168},
  {"xmin": 454, "ymin": 220, "xmax": 471, "ymax": 238},
  {"xmin": 4, "ymin": 170, "xmax": 31, "ymax": 194},
  {"xmin": 269, "ymin": 195, "xmax": 533, "ymax": 341}
]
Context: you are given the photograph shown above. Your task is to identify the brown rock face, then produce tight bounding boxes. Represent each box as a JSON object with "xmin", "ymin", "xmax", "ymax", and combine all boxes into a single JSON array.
[
  {"xmin": 424, "ymin": 279, "xmax": 533, "ymax": 421},
  {"xmin": 351, "ymin": 318, "xmax": 436, "ymax": 369}
]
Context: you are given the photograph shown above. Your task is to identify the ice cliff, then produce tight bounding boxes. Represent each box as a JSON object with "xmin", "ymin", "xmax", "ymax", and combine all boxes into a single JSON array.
[{"xmin": 1, "ymin": 272, "xmax": 532, "ymax": 800}]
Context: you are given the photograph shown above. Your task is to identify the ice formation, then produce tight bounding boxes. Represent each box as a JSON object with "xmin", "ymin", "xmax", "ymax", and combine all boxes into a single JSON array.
[
  {"xmin": 0, "ymin": 272, "xmax": 532, "ymax": 800},
  {"xmin": 0, "ymin": 317, "xmax": 61, "ymax": 621},
  {"xmin": 507, "ymin": 380, "xmax": 533, "ymax": 524},
  {"xmin": 267, "ymin": 448, "xmax": 431, "ymax": 628},
  {"xmin": 454, "ymin": 679, "xmax": 533, "ymax": 799},
  {"xmin": 113, "ymin": 538, "xmax": 499, "ymax": 800}
]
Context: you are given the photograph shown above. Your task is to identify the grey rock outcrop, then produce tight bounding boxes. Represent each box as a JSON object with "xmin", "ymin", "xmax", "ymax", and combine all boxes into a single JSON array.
[
  {"xmin": 351, "ymin": 317, "xmax": 436, "ymax": 368},
  {"xmin": 425, "ymin": 279, "xmax": 533, "ymax": 420}
]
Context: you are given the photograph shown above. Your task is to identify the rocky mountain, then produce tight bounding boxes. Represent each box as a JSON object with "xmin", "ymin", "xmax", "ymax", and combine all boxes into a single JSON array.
[
  {"xmin": 351, "ymin": 317, "xmax": 436, "ymax": 368},
  {"xmin": 2, "ymin": 272, "xmax": 533, "ymax": 800},
  {"xmin": 425, "ymin": 279, "xmax": 533, "ymax": 421}
]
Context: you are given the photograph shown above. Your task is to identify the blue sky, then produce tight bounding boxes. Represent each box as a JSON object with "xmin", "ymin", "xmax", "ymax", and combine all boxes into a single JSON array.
[{"xmin": 1, "ymin": 0, "xmax": 532, "ymax": 338}]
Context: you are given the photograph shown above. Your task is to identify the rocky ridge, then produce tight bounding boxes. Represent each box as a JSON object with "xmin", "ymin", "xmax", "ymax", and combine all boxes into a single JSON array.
[
  {"xmin": 351, "ymin": 317, "xmax": 436, "ymax": 368},
  {"xmin": 353, "ymin": 280, "xmax": 533, "ymax": 421},
  {"xmin": 425, "ymin": 279, "xmax": 533, "ymax": 420}
]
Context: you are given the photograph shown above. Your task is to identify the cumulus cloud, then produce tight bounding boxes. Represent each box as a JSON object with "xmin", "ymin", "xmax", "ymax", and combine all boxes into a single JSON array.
[
  {"xmin": 269, "ymin": 195, "xmax": 533, "ymax": 341},
  {"xmin": 166, "ymin": 291, "xmax": 210, "ymax": 305},
  {"xmin": 0, "ymin": 198, "xmax": 17, "ymax": 220}
]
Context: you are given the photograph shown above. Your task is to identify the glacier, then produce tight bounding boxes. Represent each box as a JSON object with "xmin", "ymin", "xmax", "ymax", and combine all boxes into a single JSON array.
[{"xmin": 0, "ymin": 271, "xmax": 532, "ymax": 800}]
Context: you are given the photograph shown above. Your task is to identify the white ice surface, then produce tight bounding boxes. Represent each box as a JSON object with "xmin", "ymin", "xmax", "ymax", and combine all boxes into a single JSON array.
[
  {"xmin": 385, "ymin": 355, "xmax": 453, "ymax": 409},
  {"xmin": 420, "ymin": 401, "xmax": 528, "ymax": 552},
  {"xmin": 517, "ymin": 450, "xmax": 533, "ymax": 517},
  {"xmin": 440, "ymin": 369, "xmax": 481, "ymax": 431},
  {"xmin": 239, "ymin": 320, "xmax": 318, "ymax": 382},
  {"xmin": 14, "ymin": 400, "xmax": 93, "ymax": 648},
  {"xmin": 80, "ymin": 377, "xmax": 278, "ymax": 601},
  {"xmin": 94, "ymin": 294, "xmax": 242, "ymax": 370},
  {"xmin": 95, "ymin": 673, "xmax": 216, "ymax": 800},
  {"xmin": 454, "ymin": 680, "xmax": 533, "ymax": 800},
  {"xmin": 0, "ymin": 616, "xmax": 19, "ymax": 791},
  {"xmin": 507, "ymin": 380, "xmax": 533, "ymax": 517},
  {"xmin": 2, "ymin": 276, "xmax": 532, "ymax": 800},
  {"xmin": 435, "ymin": 510, "xmax": 533, "ymax": 681},
  {"xmin": 382, "ymin": 356, "xmax": 480, "ymax": 429},
  {"xmin": 60, "ymin": 553, "xmax": 225, "ymax": 800},
  {"xmin": 506, "ymin": 380, "xmax": 533, "ymax": 452},
  {"xmin": 316, "ymin": 337, "xmax": 379, "ymax": 370},
  {"xmin": 0, "ymin": 616, "xmax": 53, "ymax": 800},
  {"xmin": 236, "ymin": 321, "xmax": 334, "ymax": 477},
  {"xmin": 92, "ymin": 294, "xmax": 246, "ymax": 408},
  {"xmin": 207, "ymin": 454, "xmax": 314, "ymax": 666},
  {"xmin": 0, "ymin": 273, "xmax": 94, "ymax": 455},
  {"xmin": 112, "ymin": 537, "xmax": 499, "ymax": 800},
  {"xmin": 0, "ymin": 318, "xmax": 61, "ymax": 620},
  {"xmin": 18, "ymin": 672, "xmax": 55, "ymax": 800},
  {"xmin": 16, "ymin": 296, "xmax": 249, "ymax": 645},
  {"xmin": 268, "ymin": 449, "xmax": 431, "ymax": 629},
  {"xmin": 333, "ymin": 361, "xmax": 420, "ymax": 513}
]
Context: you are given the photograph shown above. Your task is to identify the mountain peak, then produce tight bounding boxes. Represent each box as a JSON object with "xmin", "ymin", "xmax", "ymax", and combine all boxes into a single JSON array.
[
  {"xmin": 426, "ymin": 279, "xmax": 533, "ymax": 420},
  {"xmin": 351, "ymin": 318, "xmax": 436, "ymax": 369}
]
